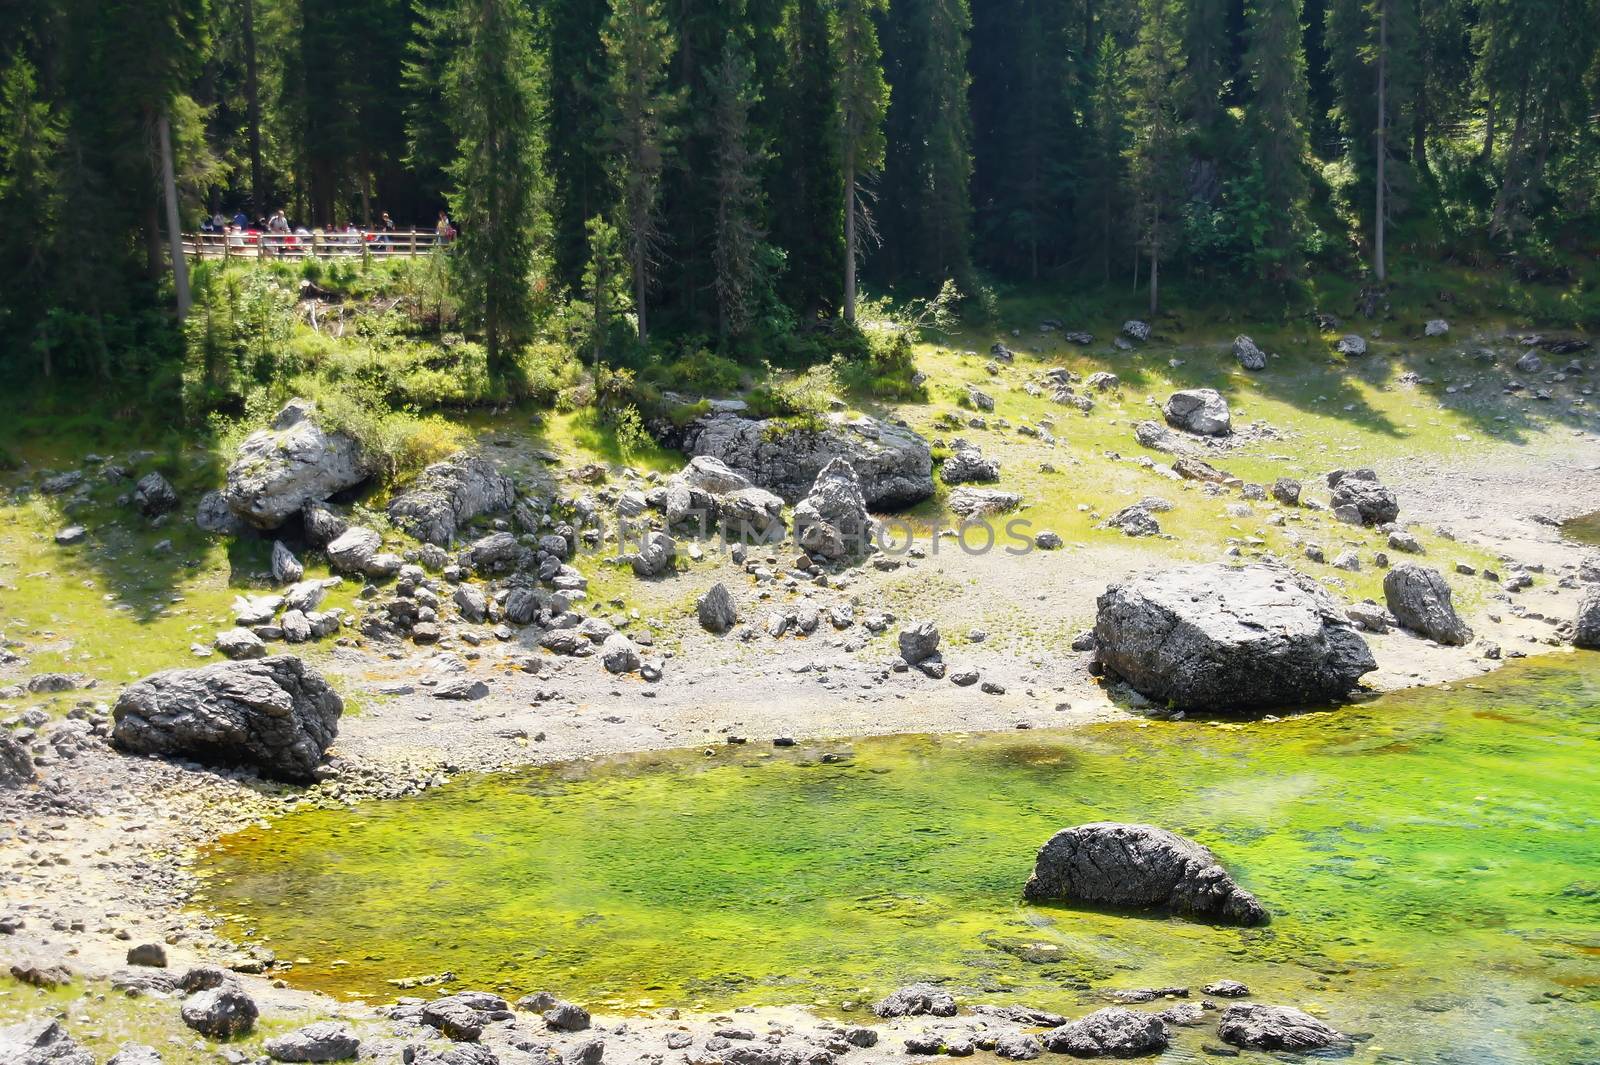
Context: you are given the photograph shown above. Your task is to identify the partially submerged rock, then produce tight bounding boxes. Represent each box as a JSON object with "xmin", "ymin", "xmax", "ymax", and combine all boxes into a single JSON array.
[
  {"xmin": 1163, "ymin": 389, "xmax": 1231, "ymax": 436},
  {"xmin": 1041, "ymin": 1007, "xmax": 1169, "ymax": 1058},
  {"xmin": 1024, "ymin": 822, "xmax": 1268, "ymax": 925},
  {"xmin": 112, "ymin": 655, "xmax": 342, "ymax": 782},
  {"xmin": 1217, "ymin": 1003, "xmax": 1349, "ymax": 1052},
  {"xmin": 1092, "ymin": 564, "xmax": 1375, "ymax": 711},
  {"xmin": 1384, "ymin": 564, "xmax": 1471, "ymax": 645},
  {"xmin": 685, "ymin": 412, "xmax": 933, "ymax": 509},
  {"xmin": 874, "ymin": 983, "xmax": 957, "ymax": 1018},
  {"xmin": 388, "ymin": 454, "xmax": 516, "ymax": 546},
  {"xmin": 223, "ymin": 400, "xmax": 368, "ymax": 530}
]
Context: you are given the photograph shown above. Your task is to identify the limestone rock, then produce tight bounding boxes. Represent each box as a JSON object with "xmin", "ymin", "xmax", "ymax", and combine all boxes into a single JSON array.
[
  {"xmin": 1093, "ymin": 563, "xmax": 1375, "ymax": 711},
  {"xmin": 793, "ymin": 458, "xmax": 873, "ymax": 560},
  {"xmin": 1232, "ymin": 335, "xmax": 1266, "ymax": 371},
  {"xmin": 1163, "ymin": 389, "xmax": 1231, "ymax": 436},
  {"xmin": 1217, "ymin": 1004, "xmax": 1348, "ymax": 1052},
  {"xmin": 112, "ymin": 655, "xmax": 342, "ymax": 782},
  {"xmin": 1024, "ymin": 822, "xmax": 1268, "ymax": 926},
  {"xmin": 264, "ymin": 1023, "xmax": 360, "ymax": 1062},
  {"xmin": 697, "ymin": 583, "xmax": 738, "ymax": 634},
  {"xmin": 1576, "ymin": 587, "xmax": 1600, "ymax": 649},
  {"xmin": 388, "ymin": 454, "xmax": 516, "ymax": 545},
  {"xmin": 133, "ymin": 472, "xmax": 179, "ymax": 517},
  {"xmin": 223, "ymin": 400, "xmax": 368, "ymax": 529},
  {"xmin": 271, "ymin": 541, "xmax": 304, "ymax": 584},
  {"xmin": 684, "ymin": 412, "xmax": 933, "ymax": 509},
  {"xmin": 1383, "ymin": 564, "xmax": 1471, "ymax": 645},
  {"xmin": 1041, "ymin": 1008, "xmax": 1169, "ymax": 1058},
  {"xmin": 874, "ymin": 983, "xmax": 957, "ymax": 1018},
  {"xmin": 181, "ymin": 984, "xmax": 259, "ymax": 1038}
]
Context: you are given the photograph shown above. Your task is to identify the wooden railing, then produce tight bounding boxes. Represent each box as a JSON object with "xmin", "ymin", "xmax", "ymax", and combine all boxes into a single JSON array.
[{"xmin": 182, "ymin": 229, "xmax": 452, "ymax": 262}]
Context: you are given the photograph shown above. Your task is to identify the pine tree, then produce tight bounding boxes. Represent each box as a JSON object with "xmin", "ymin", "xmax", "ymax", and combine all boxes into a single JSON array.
[
  {"xmin": 545, "ymin": 0, "xmax": 614, "ymax": 290},
  {"xmin": 1180, "ymin": 0, "xmax": 1233, "ymax": 148},
  {"xmin": 834, "ymin": 0, "xmax": 890, "ymax": 326},
  {"xmin": 601, "ymin": 0, "xmax": 678, "ymax": 343},
  {"xmin": 769, "ymin": 0, "xmax": 843, "ymax": 318},
  {"xmin": 709, "ymin": 39, "xmax": 768, "ymax": 347},
  {"xmin": 1126, "ymin": 0, "xmax": 1186, "ymax": 313},
  {"xmin": 440, "ymin": 0, "xmax": 547, "ymax": 378},
  {"xmin": 1241, "ymin": 0, "xmax": 1312, "ymax": 278}
]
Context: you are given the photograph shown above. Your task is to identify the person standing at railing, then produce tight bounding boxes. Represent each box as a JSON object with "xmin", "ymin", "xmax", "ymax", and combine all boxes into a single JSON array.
[
  {"xmin": 234, "ymin": 210, "xmax": 249, "ymax": 229},
  {"xmin": 436, "ymin": 210, "xmax": 455, "ymax": 244}
]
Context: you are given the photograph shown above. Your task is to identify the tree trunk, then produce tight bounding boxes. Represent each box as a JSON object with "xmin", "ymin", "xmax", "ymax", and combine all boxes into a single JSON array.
[
  {"xmin": 243, "ymin": 0, "xmax": 265, "ymax": 213},
  {"xmin": 844, "ymin": 168, "xmax": 857, "ymax": 325},
  {"xmin": 159, "ymin": 114, "xmax": 191, "ymax": 317},
  {"xmin": 1148, "ymin": 215, "xmax": 1160, "ymax": 315},
  {"xmin": 1374, "ymin": 0, "xmax": 1387, "ymax": 281},
  {"xmin": 634, "ymin": 242, "xmax": 648, "ymax": 341}
]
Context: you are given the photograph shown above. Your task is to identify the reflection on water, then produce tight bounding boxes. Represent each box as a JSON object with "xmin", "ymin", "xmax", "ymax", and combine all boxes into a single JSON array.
[
  {"xmin": 1563, "ymin": 510, "xmax": 1600, "ymax": 546},
  {"xmin": 196, "ymin": 655, "xmax": 1600, "ymax": 1063}
]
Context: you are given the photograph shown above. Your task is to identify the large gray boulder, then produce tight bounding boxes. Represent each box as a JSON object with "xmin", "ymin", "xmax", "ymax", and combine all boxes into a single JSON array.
[
  {"xmin": 112, "ymin": 656, "xmax": 342, "ymax": 782},
  {"xmin": 1040, "ymin": 1008, "xmax": 1169, "ymax": 1058},
  {"xmin": 718, "ymin": 487, "xmax": 786, "ymax": 541},
  {"xmin": 793, "ymin": 458, "xmax": 873, "ymax": 559},
  {"xmin": 697, "ymin": 583, "xmax": 738, "ymax": 634},
  {"xmin": 1024, "ymin": 822, "xmax": 1268, "ymax": 926},
  {"xmin": 674, "ymin": 455, "xmax": 755, "ymax": 494},
  {"xmin": 940, "ymin": 443, "xmax": 1000, "ymax": 485},
  {"xmin": 223, "ymin": 400, "xmax": 368, "ymax": 529},
  {"xmin": 1383, "ymin": 564, "xmax": 1471, "ymax": 645},
  {"xmin": 1576, "ymin": 587, "xmax": 1600, "ymax": 648},
  {"xmin": 0, "ymin": 1019, "xmax": 95, "ymax": 1065},
  {"xmin": 325, "ymin": 527, "xmax": 384, "ymax": 576},
  {"xmin": 1163, "ymin": 389, "xmax": 1231, "ymax": 436},
  {"xmin": 1093, "ymin": 564, "xmax": 1375, "ymax": 711},
  {"xmin": 1217, "ymin": 1004, "xmax": 1348, "ymax": 1052},
  {"xmin": 684, "ymin": 412, "xmax": 933, "ymax": 509},
  {"xmin": 630, "ymin": 531, "xmax": 677, "ymax": 578},
  {"xmin": 387, "ymin": 454, "xmax": 516, "ymax": 546}
]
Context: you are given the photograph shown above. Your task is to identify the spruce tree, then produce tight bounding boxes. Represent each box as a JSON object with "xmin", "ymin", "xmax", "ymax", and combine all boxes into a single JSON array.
[
  {"xmin": 894, "ymin": 0, "xmax": 974, "ymax": 288},
  {"xmin": 581, "ymin": 214, "xmax": 631, "ymax": 371},
  {"xmin": 1241, "ymin": 0, "xmax": 1312, "ymax": 278},
  {"xmin": 601, "ymin": 0, "xmax": 677, "ymax": 343},
  {"xmin": 769, "ymin": 0, "xmax": 843, "ymax": 318},
  {"xmin": 440, "ymin": 0, "xmax": 546, "ymax": 378},
  {"xmin": 833, "ymin": 0, "xmax": 890, "ymax": 326},
  {"xmin": 1126, "ymin": 0, "xmax": 1186, "ymax": 313},
  {"xmin": 0, "ymin": 57, "xmax": 64, "ymax": 368},
  {"xmin": 709, "ymin": 39, "xmax": 768, "ymax": 347}
]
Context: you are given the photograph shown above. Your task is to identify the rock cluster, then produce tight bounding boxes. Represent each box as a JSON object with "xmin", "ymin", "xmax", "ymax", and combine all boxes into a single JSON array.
[{"xmin": 388, "ymin": 454, "xmax": 517, "ymax": 545}]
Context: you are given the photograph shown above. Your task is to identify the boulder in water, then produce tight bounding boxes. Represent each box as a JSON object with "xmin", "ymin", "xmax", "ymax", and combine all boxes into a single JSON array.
[
  {"xmin": 1024, "ymin": 822, "xmax": 1268, "ymax": 925},
  {"xmin": 112, "ymin": 655, "xmax": 342, "ymax": 782},
  {"xmin": 1040, "ymin": 1008, "xmax": 1169, "ymax": 1058},
  {"xmin": 1092, "ymin": 563, "xmax": 1375, "ymax": 711},
  {"xmin": 1217, "ymin": 1004, "xmax": 1349, "ymax": 1052}
]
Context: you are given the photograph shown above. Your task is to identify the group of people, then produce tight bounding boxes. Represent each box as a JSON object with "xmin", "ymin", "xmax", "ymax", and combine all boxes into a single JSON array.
[{"xmin": 195, "ymin": 209, "xmax": 457, "ymax": 256}]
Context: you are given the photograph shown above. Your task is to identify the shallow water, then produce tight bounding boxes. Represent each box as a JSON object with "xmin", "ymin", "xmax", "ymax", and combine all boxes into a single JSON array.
[
  {"xmin": 1564, "ymin": 510, "xmax": 1600, "ymax": 547},
  {"xmin": 197, "ymin": 655, "xmax": 1600, "ymax": 1062}
]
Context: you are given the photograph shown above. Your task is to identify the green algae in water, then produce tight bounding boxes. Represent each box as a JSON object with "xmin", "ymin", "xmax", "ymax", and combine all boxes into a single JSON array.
[
  {"xmin": 198, "ymin": 656, "xmax": 1600, "ymax": 1061},
  {"xmin": 1564, "ymin": 510, "xmax": 1600, "ymax": 547}
]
